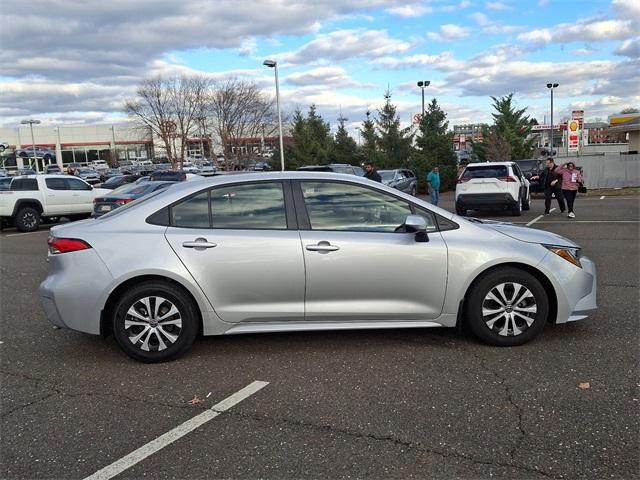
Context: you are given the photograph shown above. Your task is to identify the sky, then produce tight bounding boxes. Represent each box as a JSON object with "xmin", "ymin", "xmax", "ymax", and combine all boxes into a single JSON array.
[{"xmin": 1, "ymin": 0, "xmax": 639, "ymax": 137}]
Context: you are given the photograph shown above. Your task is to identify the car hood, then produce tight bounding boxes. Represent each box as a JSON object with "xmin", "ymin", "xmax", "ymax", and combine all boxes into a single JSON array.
[{"xmin": 472, "ymin": 220, "xmax": 579, "ymax": 248}]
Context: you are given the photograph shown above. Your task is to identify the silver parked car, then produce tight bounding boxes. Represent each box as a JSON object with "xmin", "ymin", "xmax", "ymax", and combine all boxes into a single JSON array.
[
  {"xmin": 379, "ymin": 169, "xmax": 418, "ymax": 195},
  {"xmin": 39, "ymin": 172, "xmax": 597, "ymax": 362}
]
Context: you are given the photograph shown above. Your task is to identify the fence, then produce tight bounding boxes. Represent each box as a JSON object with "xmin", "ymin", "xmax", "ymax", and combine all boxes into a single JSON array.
[{"xmin": 568, "ymin": 154, "xmax": 640, "ymax": 189}]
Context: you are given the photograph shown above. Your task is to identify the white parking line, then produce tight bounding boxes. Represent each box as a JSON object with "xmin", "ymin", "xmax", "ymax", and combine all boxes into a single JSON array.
[
  {"xmin": 526, "ymin": 208, "xmax": 555, "ymax": 226},
  {"xmin": 5, "ymin": 230, "xmax": 49, "ymax": 237},
  {"xmin": 84, "ymin": 381, "xmax": 269, "ymax": 480},
  {"xmin": 600, "ymin": 195, "xmax": 606, "ymax": 200}
]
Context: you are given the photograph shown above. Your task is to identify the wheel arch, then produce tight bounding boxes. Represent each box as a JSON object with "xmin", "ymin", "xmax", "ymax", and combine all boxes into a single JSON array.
[
  {"xmin": 100, "ymin": 274, "xmax": 204, "ymax": 338},
  {"xmin": 460, "ymin": 262, "xmax": 558, "ymax": 326},
  {"xmin": 12, "ymin": 199, "xmax": 43, "ymax": 217}
]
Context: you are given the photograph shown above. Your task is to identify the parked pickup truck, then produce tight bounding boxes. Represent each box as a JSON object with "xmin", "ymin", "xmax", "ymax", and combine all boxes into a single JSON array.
[{"xmin": 0, "ymin": 175, "xmax": 108, "ymax": 232}]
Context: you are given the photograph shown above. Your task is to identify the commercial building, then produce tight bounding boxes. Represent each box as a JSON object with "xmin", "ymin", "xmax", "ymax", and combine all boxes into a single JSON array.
[{"xmin": 452, "ymin": 124, "xmax": 485, "ymax": 152}]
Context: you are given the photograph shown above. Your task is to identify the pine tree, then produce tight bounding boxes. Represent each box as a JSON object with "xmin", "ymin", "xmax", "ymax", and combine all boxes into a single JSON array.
[
  {"xmin": 375, "ymin": 90, "xmax": 413, "ymax": 168},
  {"xmin": 331, "ymin": 114, "xmax": 358, "ymax": 164},
  {"xmin": 305, "ymin": 105, "xmax": 334, "ymax": 164},
  {"xmin": 411, "ymin": 98, "xmax": 457, "ymax": 191},
  {"xmin": 358, "ymin": 110, "xmax": 380, "ymax": 164}
]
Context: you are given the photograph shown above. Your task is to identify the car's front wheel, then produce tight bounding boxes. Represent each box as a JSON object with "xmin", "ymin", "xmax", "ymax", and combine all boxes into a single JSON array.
[
  {"xmin": 112, "ymin": 281, "xmax": 199, "ymax": 362},
  {"xmin": 465, "ymin": 267, "xmax": 548, "ymax": 346}
]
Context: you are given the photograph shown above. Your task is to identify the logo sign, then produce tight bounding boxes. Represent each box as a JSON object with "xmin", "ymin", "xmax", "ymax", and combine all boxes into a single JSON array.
[
  {"xmin": 568, "ymin": 120, "xmax": 580, "ymax": 152},
  {"xmin": 413, "ymin": 113, "xmax": 423, "ymax": 124},
  {"xmin": 571, "ymin": 110, "xmax": 584, "ymax": 128}
]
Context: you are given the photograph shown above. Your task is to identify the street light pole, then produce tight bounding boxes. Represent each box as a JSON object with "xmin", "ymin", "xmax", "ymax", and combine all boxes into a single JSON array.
[
  {"xmin": 546, "ymin": 83, "xmax": 559, "ymax": 155},
  {"xmin": 264, "ymin": 59, "xmax": 285, "ymax": 171},
  {"xmin": 20, "ymin": 119, "xmax": 41, "ymax": 171},
  {"xmin": 417, "ymin": 80, "xmax": 430, "ymax": 119}
]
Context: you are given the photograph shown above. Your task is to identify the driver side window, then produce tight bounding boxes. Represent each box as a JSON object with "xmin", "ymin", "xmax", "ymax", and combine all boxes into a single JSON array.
[{"xmin": 301, "ymin": 181, "xmax": 412, "ymax": 232}]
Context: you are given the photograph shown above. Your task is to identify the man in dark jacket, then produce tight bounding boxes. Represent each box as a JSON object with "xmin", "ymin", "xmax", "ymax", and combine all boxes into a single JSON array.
[
  {"xmin": 363, "ymin": 161, "xmax": 382, "ymax": 182},
  {"xmin": 533, "ymin": 158, "xmax": 566, "ymax": 214}
]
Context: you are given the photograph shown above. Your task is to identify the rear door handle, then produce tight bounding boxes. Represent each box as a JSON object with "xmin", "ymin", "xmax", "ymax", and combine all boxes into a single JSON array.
[
  {"xmin": 306, "ymin": 241, "xmax": 339, "ymax": 252},
  {"xmin": 182, "ymin": 238, "xmax": 217, "ymax": 249}
]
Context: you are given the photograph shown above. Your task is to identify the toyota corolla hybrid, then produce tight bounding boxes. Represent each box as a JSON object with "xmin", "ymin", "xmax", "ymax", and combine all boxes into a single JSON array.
[{"xmin": 39, "ymin": 172, "xmax": 597, "ymax": 362}]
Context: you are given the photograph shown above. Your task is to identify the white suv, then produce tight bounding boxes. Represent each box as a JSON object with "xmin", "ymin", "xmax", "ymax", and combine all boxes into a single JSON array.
[{"xmin": 456, "ymin": 161, "xmax": 530, "ymax": 216}]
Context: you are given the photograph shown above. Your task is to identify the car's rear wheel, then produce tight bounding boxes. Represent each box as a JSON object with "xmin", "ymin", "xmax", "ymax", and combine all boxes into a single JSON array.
[
  {"xmin": 465, "ymin": 267, "xmax": 548, "ymax": 346},
  {"xmin": 112, "ymin": 281, "xmax": 199, "ymax": 362},
  {"xmin": 511, "ymin": 196, "xmax": 522, "ymax": 216},
  {"xmin": 455, "ymin": 203, "xmax": 467, "ymax": 216},
  {"xmin": 15, "ymin": 206, "xmax": 40, "ymax": 232},
  {"xmin": 410, "ymin": 185, "xmax": 417, "ymax": 196}
]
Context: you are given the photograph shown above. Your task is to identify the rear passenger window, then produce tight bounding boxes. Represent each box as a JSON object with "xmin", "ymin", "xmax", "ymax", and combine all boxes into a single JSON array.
[
  {"xmin": 10, "ymin": 179, "xmax": 38, "ymax": 191},
  {"xmin": 171, "ymin": 191, "xmax": 210, "ymax": 228},
  {"xmin": 45, "ymin": 178, "xmax": 68, "ymax": 190},
  {"xmin": 67, "ymin": 178, "xmax": 92, "ymax": 191}
]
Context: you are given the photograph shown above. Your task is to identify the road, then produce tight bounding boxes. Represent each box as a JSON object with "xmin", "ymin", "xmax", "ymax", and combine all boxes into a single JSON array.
[{"xmin": 1, "ymin": 193, "xmax": 638, "ymax": 479}]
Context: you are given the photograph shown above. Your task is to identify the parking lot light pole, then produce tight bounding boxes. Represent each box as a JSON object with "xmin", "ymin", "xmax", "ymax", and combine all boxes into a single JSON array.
[
  {"xmin": 263, "ymin": 59, "xmax": 285, "ymax": 171},
  {"xmin": 21, "ymin": 119, "xmax": 41, "ymax": 171},
  {"xmin": 417, "ymin": 80, "xmax": 430, "ymax": 119},
  {"xmin": 546, "ymin": 83, "xmax": 559, "ymax": 155}
]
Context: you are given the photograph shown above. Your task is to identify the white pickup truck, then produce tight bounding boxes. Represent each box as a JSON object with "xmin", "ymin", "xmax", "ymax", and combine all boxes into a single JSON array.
[{"xmin": 0, "ymin": 175, "xmax": 108, "ymax": 232}]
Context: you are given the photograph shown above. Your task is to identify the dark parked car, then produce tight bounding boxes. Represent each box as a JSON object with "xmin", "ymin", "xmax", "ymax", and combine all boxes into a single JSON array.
[
  {"xmin": 379, "ymin": 169, "xmax": 418, "ymax": 196},
  {"xmin": 514, "ymin": 159, "xmax": 545, "ymax": 193},
  {"xmin": 150, "ymin": 170, "xmax": 187, "ymax": 182},
  {"xmin": 18, "ymin": 168, "xmax": 37, "ymax": 176},
  {"xmin": 297, "ymin": 164, "xmax": 363, "ymax": 175},
  {"xmin": 96, "ymin": 174, "xmax": 141, "ymax": 190},
  {"xmin": 15, "ymin": 146, "xmax": 55, "ymax": 160},
  {"xmin": 92, "ymin": 181, "xmax": 173, "ymax": 217}
]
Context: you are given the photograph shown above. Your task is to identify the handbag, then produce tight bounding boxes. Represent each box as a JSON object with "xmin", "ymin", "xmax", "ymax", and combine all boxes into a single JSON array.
[{"xmin": 578, "ymin": 182, "xmax": 587, "ymax": 194}]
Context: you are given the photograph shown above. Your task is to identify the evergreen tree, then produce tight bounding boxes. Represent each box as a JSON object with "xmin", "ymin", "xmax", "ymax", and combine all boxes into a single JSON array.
[
  {"xmin": 472, "ymin": 94, "xmax": 535, "ymax": 161},
  {"xmin": 331, "ymin": 114, "xmax": 358, "ymax": 164},
  {"xmin": 358, "ymin": 110, "xmax": 380, "ymax": 164},
  {"xmin": 375, "ymin": 90, "xmax": 413, "ymax": 168},
  {"xmin": 411, "ymin": 98, "xmax": 457, "ymax": 192},
  {"xmin": 281, "ymin": 105, "xmax": 334, "ymax": 168},
  {"xmin": 305, "ymin": 104, "xmax": 334, "ymax": 164}
]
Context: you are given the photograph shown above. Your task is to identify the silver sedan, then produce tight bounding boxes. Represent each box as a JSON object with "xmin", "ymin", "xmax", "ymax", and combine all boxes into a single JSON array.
[{"xmin": 39, "ymin": 172, "xmax": 597, "ymax": 362}]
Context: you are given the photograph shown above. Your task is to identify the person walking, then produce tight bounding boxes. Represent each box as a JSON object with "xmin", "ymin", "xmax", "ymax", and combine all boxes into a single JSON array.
[
  {"xmin": 532, "ymin": 158, "xmax": 565, "ymax": 214},
  {"xmin": 555, "ymin": 161, "xmax": 584, "ymax": 218},
  {"xmin": 426, "ymin": 166, "xmax": 441, "ymax": 206},
  {"xmin": 363, "ymin": 161, "xmax": 382, "ymax": 182}
]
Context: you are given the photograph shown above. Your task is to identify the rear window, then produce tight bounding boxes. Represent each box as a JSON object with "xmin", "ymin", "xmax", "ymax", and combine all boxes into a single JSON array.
[
  {"xmin": 10, "ymin": 178, "xmax": 39, "ymax": 191},
  {"xmin": 462, "ymin": 166, "xmax": 508, "ymax": 179},
  {"xmin": 150, "ymin": 171, "xmax": 185, "ymax": 181}
]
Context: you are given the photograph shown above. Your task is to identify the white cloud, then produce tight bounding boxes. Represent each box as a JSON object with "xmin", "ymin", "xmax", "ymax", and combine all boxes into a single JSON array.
[
  {"xmin": 427, "ymin": 24, "xmax": 471, "ymax": 42},
  {"xmin": 570, "ymin": 48, "xmax": 595, "ymax": 56},
  {"xmin": 373, "ymin": 52, "xmax": 463, "ymax": 71},
  {"xmin": 438, "ymin": 1, "xmax": 473, "ymax": 13},
  {"xmin": 614, "ymin": 37, "xmax": 640, "ymax": 58},
  {"xmin": 386, "ymin": 4, "xmax": 432, "ymax": 18},
  {"xmin": 518, "ymin": 19, "xmax": 635, "ymax": 46},
  {"xmin": 612, "ymin": 0, "xmax": 640, "ymax": 22},
  {"xmin": 485, "ymin": 1, "xmax": 513, "ymax": 11},
  {"xmin": 285, "ymin": 66, "xmax": 372, "ymax": 88},
  {"xmin": 468, "ymin": 12, "xmax": 523, "ymax": 34}
]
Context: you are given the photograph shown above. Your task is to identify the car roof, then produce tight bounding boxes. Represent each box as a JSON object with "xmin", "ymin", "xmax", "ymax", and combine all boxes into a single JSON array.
[{"xmin": 466, "ymin": 162, "xmax": 515, "ymax": 167}]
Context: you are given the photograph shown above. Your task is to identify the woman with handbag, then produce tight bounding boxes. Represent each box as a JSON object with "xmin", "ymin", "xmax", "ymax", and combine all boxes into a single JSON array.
[{"xmin": 556, "ymin": 161, "xmax": 584, "ymax": 218}]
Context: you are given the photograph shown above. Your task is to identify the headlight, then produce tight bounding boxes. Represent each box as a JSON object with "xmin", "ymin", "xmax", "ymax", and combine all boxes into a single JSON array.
[{"xmin": 544, "ymin": 245, "xmax": 582, "ymax": 268}]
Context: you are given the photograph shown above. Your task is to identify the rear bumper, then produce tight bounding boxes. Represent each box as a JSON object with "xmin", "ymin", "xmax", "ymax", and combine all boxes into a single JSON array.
[{"xmin": 456, "ymin": 193, "xmax": 517, "ymax": 209}]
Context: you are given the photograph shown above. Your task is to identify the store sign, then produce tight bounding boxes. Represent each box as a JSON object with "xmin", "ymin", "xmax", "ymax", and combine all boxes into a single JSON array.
[{"xmin": 568, "ymin": 119, "xmax": 580, "ymax": 152}]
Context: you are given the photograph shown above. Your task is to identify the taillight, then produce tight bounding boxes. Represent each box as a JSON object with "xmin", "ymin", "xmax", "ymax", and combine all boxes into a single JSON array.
[
  {"xmin": 115, "ymin": 198, "xmax": 134, "ymax": 205},
  {"xmin": 498, "ymin": 176, "xmax": 517, "ymax": 182},
  {"xmin": 48, "ymin": 237, "xmax": 92, "ymax": 254}
]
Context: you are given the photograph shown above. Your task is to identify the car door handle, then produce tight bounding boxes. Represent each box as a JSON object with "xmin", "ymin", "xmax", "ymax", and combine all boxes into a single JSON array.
[
  {"xmin": 306, "ymin": 242, "xmax": 339, "ymax": 252},
  {"xmin": 182, "ymin": 239, "xmax": 217, "ymax": 249}
]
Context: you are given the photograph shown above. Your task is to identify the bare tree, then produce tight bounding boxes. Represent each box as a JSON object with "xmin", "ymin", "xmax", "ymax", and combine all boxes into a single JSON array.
[
  {"xmin": 485, "ymin": 128, "xmax": 513, "ymax": 161},
  {"xmin": 125, "ymin": 76, "xmax": 211, "ymax": 167},
  {"xmin": 207, "ymin": 79, "xmax": 278, "ymax": 169}
]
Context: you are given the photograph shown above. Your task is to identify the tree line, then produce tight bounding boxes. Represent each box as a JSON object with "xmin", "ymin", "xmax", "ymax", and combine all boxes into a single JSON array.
[{"xmin": 125, "ymin": 76, "xmax": 539, "ymax": 191}]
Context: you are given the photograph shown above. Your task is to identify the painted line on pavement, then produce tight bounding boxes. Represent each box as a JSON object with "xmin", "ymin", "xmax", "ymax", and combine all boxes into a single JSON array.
[
  {"xmin": 84, "ymin": 380, "xmax": 269, "ymax": 480},
  {"xmin": 5, "ymin": 230, "xmax": 50, "ymax": 237},
  {"xmin": 526, "ymin": 207, "xmax": 555, "ymax": 226},
  {"xmin": 600, "ymin": 195, "xmax": 606, "ymax": 200}
]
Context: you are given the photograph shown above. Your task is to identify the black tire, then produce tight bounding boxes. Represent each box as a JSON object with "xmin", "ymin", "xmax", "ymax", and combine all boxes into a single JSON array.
[
  {"xmin": 511, "ymin": 196, "xmax": 522, "ymax": 216},
  {"xmin": 410, "ymin": 185, "xmax": 417, "ymax": 196},
  {"xmin": 465, "ymin": 267, "xmax": 549, "ymax": 346},
  {"xmin": 455, "ymin": 204, "xmax": 467, "ymax": 216},
  {"xmin": 15, "ymin": 207, "xmax": 40, "ymax": 232},
  {"xmin": 112, "ymin": 281, "xmax": 199, "ymax": 362}
]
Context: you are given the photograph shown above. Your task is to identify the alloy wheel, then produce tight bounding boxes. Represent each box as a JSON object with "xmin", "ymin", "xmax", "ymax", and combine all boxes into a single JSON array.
[
  {"xmin": 22, "ymin": 211, "xmax": 37, "ymax": 229},
  {"xmin": 124, "ymin": 296, "xmax": 183, "ymax": 352},
  {"xmin": 481, "ymin": 282, "xmax": 537, "ymax": 336}
]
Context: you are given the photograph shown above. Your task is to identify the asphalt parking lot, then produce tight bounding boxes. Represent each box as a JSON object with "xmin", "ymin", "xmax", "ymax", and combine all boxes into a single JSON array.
[{"xmin": 1, "ymin": 192, "xmax": 638, "ymax": 479}]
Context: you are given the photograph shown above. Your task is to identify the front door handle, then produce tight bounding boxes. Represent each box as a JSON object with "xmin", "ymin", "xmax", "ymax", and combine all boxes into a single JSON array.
[
  {"xmin": 182, "ymin": 238, "xmax": 217, "ymax": 249},
  {"xmin": 306, "ymin": 241, "xmax": 339, "ymax": 252}
]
